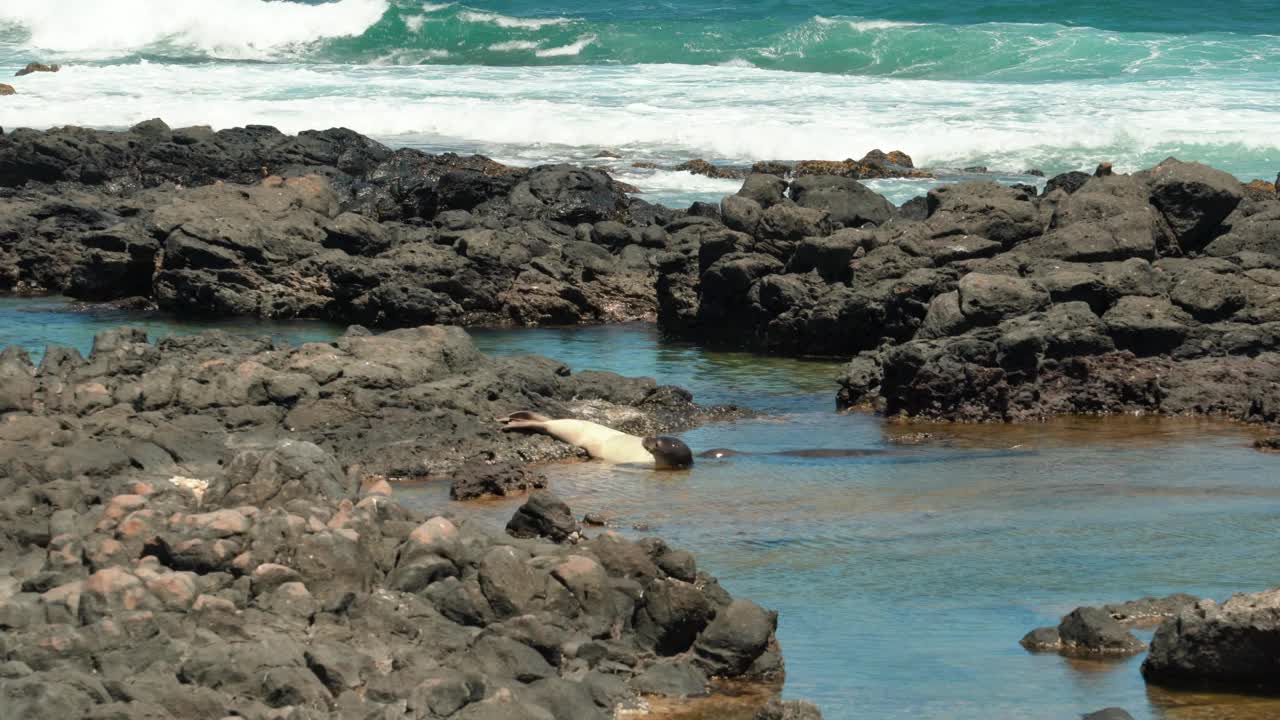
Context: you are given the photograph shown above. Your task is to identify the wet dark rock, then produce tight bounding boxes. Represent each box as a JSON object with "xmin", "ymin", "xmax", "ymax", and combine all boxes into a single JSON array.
[
  {"xmin": 505, "ymin": 491, "xmax": 580, "ymax": 543},
  {"xmin": 693, "ymin": 599, "xmax": 778, "ymax": 677},
  {"xmin": 1256, "ymin": 436, "xmax": 1280, "ymax": 452},
  {"xmin": 1142, "ymin": 588, "xmax": 1280, "ymax": 689}
]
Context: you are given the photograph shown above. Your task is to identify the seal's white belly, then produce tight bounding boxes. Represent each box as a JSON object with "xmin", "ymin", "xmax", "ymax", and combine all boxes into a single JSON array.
[{"xmin": 542, "ymin": 420, "xmax": 655, "ymax": 465}]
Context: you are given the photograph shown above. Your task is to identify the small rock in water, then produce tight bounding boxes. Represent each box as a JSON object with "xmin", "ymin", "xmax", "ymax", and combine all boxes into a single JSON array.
[
  {"xmin": 582, "ymin": 512, "xmax": 609, "ymax": 526},
  {"xmin": 1082, "ymin": 709, "xmax": 1135, "ymax": 720},
  {"xmin": 15, "ymin": 62, "xmax": 61, "ymax": 77},
  {"xmin": 1020, "ymin": 606, "xmax": 1145, "ymax": 656},
  {"xmin": 594, "ymin": 149, "xmax": 622, "ymax": 159},
  {"xmin": 1025, "ymin": 168, "xmax": 1046, "ymax": 177},
  {"xmin": 755, "ymin": 698, "xmax": 825, "ymax": 720},
  {"xmin": 1255, "ymin": 436, "xmax": 1280, "ymax": 452},
  {"xmin": 888, "ymin": 432, "xmax": 935, "ymax": 445},
  {"xmin": 0, "ymin": 84, "xmax": 14, "ymax": 96}
]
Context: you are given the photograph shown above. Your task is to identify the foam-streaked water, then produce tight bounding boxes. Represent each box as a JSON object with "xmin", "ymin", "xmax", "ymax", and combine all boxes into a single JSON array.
[
  {"xmin": 2, "ymin": 302, "xmax": 1280, "ymax": 718},
  {"xmin": 2, "ymin": 0, "xmax": 1278, "ymax": 207}
]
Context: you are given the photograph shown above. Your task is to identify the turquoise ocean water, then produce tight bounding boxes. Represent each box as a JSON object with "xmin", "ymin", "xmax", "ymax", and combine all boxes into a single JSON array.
[{"xmin": 1, "ymin": 1, "xmax": 1278, "ymax": 206}]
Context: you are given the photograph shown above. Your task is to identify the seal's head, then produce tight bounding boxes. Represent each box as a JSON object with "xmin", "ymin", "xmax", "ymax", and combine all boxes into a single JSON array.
[{"xmin": 642, "ymin": 436, "xmax": 693, "ymax": 470}]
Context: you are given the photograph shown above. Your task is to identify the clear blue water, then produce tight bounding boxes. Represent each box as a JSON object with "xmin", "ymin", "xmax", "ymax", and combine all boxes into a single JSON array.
[
  {"xmin": 2, "ymin": 0, "xmax": 1277, "ymax": 209},
  {"xmin": 0, "ymin": 296, "xmax": 344, "ymax": 364},
  {"xmin": 3, "ymin": 300, "xmax": 1280, "ymax": 718}
]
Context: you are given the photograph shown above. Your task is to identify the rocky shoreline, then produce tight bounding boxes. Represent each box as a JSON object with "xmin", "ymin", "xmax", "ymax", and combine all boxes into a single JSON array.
[
  {"xmin": 0, "ymin": 322, "xmax": 797, "ymax": 719},
  {"xmin": 4, "ymin": 119, "xmax": 1280, "ymax": 714}
]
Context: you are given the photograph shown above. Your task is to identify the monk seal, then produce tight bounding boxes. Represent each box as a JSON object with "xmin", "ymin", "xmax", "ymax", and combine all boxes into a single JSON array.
[{"xmin": 499, "ymin": 411, "xmax": 693, "ymax": 469}]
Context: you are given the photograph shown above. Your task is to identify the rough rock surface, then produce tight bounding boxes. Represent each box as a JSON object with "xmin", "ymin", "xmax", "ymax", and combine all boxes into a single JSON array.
[
  {"xmin": 449, "ymin": 463, "xmax": 548, "ymax": 501},
  {"xmin": 1082, "ymin": 709, "xmax": 1135, "ymax": 720},
  {"xmin": 0, "ymin": 122, "xmax": 677, "ymax": 326},
  {"xmin": 0, "ymin": 324, "xmax": 743, "ymax": 490},
  {"xmin": 1142, "ymin": 587, "xmax": 1280, "ymax": 689},
  {"xmin": 0, "ymin": 437, "xmax": 786, "ymax": 719},
  {"xmin": 1019, "ymin": 606, "xmax": 1146, "ymax": 656},
  {"xmin": 649, "ymin": 161, "xmax": 1279, "ymax": 428}
]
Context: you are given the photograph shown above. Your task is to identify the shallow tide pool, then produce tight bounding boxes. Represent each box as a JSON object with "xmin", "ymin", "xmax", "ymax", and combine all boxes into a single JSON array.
[{"xmin": 2, "ymin": 299, "xmax": 1278, "ymax": 719}]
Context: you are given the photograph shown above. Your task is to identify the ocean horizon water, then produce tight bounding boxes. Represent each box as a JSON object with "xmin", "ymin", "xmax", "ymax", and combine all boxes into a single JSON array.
[{"xmin": 1, "ymin": 0, "xmax": 1278, "ymax": 206}]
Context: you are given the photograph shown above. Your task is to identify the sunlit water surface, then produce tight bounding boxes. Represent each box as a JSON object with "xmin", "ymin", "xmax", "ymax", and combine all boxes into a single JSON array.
[{"xmin": 2, "ymin": 300, "xmax": 1278, "ymax": 719}]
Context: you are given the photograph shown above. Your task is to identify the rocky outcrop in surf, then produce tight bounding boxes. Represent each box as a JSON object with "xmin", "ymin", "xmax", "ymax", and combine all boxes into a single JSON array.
[
  {"xmin": 653, "ymin": 159, "xmax": 1280, "ymax": 427},
  {"xmin": 14, "ymin": 62, "xmax": 61, "ymax": 77},
  {"xmin": 0, "ymin": 121, "xmax": 672, "ymax": 326},
  {"xmin": 672, "ymin": 149, "xmax": 929, "ymax": 182}
]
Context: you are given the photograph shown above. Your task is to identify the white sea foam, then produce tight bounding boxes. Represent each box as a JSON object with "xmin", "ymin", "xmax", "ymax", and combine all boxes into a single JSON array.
[
  {"xmin": 815, "ymin": 16, "xmax": 925, "ymax": 31},
  {"xmin": 420, "ymin": 2, "xmax": 453, "ymax": 11},
  {"xmin": 0, "ymin": 0, "xmax": 388, "ymax": 60},
  {"xmin": 404, "ymin": 14, "xmax": 427, "ymax": 33},
  {"xmin": 535, "ymin": 35, "xmax": 596, "ymax": 58},
  {"xmin": 457, "ymin": 11, "xmax": 572, "ymax": 30},
  {"xmin": 488, "ymin": 40, "xmax": 541, "ymax": 52},
  {"xmin": 1, "ymin": 62, "xmax": 1276, "ymax": 182}
]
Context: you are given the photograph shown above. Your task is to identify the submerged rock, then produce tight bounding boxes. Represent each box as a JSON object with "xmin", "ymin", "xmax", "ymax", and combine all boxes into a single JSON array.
[
  {"xmin": 1082, "ymin": 709, "xmax": 1135, "ymax": 720},
  {"xmin": 755, "ymin": 698, "xmax": 826, "ymax": 719}
]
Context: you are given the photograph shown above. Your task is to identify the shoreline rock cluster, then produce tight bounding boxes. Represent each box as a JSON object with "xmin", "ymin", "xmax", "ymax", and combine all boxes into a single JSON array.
[
  {"xmin": 0, "ymin": 121, "xmax": 678, "ymax": 327},
  {"xmin": 653, "ymin": 159, "xmax": 1280, "ymax": 430},
  {"xmin": 1019, "ymin": 594, "xmax": 1200, "ymax": 657}
]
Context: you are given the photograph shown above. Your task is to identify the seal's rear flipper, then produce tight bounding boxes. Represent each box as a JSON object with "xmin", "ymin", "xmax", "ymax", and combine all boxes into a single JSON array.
[{"xmin": 499, "ymin": 410, "xmax": 552, "ymax": 423}]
